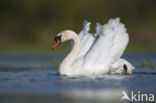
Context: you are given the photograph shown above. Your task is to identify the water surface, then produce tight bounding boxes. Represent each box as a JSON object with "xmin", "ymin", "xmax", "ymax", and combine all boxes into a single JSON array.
[{"xmin": 0, "ymin": 53, "xmax": 156, "ymax": 103}]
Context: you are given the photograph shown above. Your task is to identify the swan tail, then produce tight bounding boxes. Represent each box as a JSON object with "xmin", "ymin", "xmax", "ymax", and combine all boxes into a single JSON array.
[{"xmin": 111, "ymin": 58, "xmax": 135, "ymax": 74}]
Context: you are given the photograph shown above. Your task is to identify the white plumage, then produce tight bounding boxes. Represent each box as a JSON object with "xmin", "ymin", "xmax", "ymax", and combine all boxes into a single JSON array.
[
  {"xmin": 77, "ymin": 20, "xmax": 96, "ymax": 58},
  {"xmin": 53, "ymin": 18, "xmax": 135, "ymax": 76}
]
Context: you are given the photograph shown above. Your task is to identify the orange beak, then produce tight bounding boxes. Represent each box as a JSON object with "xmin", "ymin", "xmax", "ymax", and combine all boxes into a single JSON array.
[{"xmin": 53, "ymin": 39, "xmax": 61, "ymax": 49}]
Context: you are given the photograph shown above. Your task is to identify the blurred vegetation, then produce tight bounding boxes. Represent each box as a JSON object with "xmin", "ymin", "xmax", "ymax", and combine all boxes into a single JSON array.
[
  {"xmin": 140, "ymin": 58, "xmax": 156, "ymax": 69},
  {"xmin": 0, "ymin": 0, "xmax": 156, "ymax": 52}
]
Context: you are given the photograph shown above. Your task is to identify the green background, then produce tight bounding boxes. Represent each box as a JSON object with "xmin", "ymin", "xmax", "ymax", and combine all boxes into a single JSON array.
[{"xmin": 0, "ymin": 0, "xmax": 156, "ymax": 52}]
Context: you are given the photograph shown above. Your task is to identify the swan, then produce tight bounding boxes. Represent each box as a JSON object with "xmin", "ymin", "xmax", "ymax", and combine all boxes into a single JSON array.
[{"xmin": 52, "ymin": 18, "xmax": 135, "ymax": 76}]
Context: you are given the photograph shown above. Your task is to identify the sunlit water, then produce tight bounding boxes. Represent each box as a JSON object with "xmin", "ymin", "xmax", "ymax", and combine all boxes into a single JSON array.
[{"xmin": 0, "ymin": 52, "xmax": 156, "ymax": 103}]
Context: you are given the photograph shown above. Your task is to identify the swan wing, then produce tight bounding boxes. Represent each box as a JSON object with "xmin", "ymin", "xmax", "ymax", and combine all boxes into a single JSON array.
[
  {"xmin": 72, "ymin": 21, "xmax": 103, "ymax": 69},
  {"xmin": 77, "ymin": 20, "xmax": 96, "ymax": 58},
  {"xmin": 83, "ymin": 18, "xmax": 129, "ymax": 71}
]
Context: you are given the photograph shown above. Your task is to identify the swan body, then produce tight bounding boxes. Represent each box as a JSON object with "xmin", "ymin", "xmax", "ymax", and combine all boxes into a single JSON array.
[{"xmin": 53, "ymin": 18, "xmax": 135, "ymax": 76}]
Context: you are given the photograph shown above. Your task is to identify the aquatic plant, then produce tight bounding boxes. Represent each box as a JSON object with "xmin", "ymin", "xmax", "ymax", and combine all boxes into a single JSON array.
[
  {"xmin": 140, "ymin": 58, "xmax": 156, "ymax": 69},
  {"xmin": 53, "ymin": 59, "xmax": 60, "ymax": 69}
]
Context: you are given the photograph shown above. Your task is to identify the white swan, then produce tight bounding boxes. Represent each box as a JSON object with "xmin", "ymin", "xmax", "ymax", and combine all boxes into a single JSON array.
[{"xmin": 53, "ymin": 18, "xmax": 135, "ymax": 76}]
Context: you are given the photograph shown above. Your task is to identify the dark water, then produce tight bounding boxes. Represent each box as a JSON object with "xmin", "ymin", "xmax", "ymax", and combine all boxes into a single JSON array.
[{"xmin": 0, "ymin": 52, "xmax": 156, "ymax": 103}]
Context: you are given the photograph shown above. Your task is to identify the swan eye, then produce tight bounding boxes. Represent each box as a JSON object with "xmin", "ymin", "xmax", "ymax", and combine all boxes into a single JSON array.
[{"xmin": 54, "ymin": 35, "xmax": 62, "ymax": 42}]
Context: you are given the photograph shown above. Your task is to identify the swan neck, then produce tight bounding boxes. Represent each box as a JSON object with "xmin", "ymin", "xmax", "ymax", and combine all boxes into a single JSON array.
[{"xmin": 60, "ymin": 32, "xmax": 80, "ymax": 74}]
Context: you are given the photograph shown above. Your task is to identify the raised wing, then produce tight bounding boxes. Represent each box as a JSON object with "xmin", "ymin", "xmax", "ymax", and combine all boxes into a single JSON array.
[
  {"xmin": 83, "ymin": 18, "xmax": 129, "ymax": 69},
  {"xmin": 77, "ymin": 20, "xmax": 96, "ymax": 58},
  {"xmin": 72, "ymin": 20, "xmax": 103, "ymax": 68},
  {"xmin": 95, "ymin": 22, "xmax": 103, "ymax": 36}
]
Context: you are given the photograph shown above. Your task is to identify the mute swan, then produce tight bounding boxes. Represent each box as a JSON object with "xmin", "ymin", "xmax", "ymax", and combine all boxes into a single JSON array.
[{"xmin": 53, "ymin": 18, "xmax": 135, "ymax": 76}]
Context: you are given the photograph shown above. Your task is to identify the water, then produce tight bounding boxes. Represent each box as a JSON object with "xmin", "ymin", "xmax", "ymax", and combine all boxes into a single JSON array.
[{"xmin": 0, "ymin": 52, "xmax": 156, "ymax": 103}]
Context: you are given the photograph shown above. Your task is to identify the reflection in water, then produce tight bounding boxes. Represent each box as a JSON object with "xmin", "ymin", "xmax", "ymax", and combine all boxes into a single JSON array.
[
  {"xmin": 63, "ymin": 89, "xmax": 123, "ymax": 103},
  {"xmin": 0, "ymin": 89, "xmax": 126, "ymax": 103}
]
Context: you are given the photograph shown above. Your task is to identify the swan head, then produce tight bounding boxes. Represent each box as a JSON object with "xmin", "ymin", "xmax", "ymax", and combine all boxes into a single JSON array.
[{"xmin": 53, "ymin": 30, "xmax": 77, "ymax": 49}]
